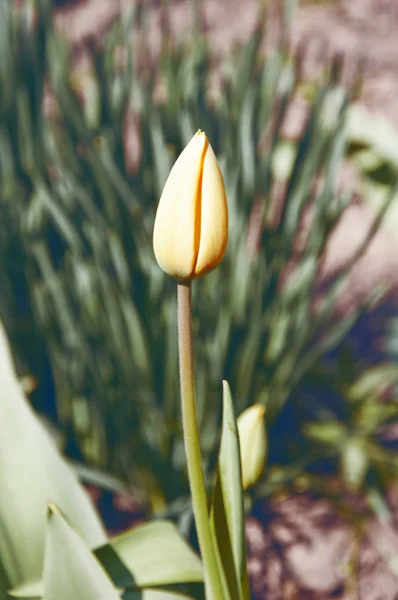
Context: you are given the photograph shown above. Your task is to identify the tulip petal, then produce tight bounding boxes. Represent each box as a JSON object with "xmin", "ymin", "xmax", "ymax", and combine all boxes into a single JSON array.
[
  {"xmin": 237, "ymin": 405, "xmax": 267, "ymax": 490},
  {"xmin": 194, "ymin": 142, "xmax": 228, "ymax": 277},
  {"xmin": 153, "ymin": 131, "xmax": 207, "ymax": 279}
]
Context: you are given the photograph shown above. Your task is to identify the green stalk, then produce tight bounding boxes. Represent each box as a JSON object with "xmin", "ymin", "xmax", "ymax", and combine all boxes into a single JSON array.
[{"xmin": 177, "ymin": 281, "xmax": 224, "ymax": 599}]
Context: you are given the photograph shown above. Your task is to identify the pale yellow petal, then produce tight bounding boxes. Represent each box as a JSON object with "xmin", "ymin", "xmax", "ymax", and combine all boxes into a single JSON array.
[
  {"xmin": 237, "ymin": 405, "xmax": 267, "ymax": 490},
  {"xmin": 193, "ymin": 142, "xmax": 228, "ymax": 277},
  {"xmin": 153, "ymin": 131, "xmax": 207, "ymax": 279}
]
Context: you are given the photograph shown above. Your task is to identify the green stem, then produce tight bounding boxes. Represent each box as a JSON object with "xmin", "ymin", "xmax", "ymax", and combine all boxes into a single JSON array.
[{"xmin": 177, "ymin": 282, "xmax": 224, "ymax": 600}]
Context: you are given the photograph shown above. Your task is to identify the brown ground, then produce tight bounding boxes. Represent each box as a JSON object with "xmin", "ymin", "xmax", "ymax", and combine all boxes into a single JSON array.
[{"xmin": 53, "ymin": 1, "xmax": 398, "ymax": 598}]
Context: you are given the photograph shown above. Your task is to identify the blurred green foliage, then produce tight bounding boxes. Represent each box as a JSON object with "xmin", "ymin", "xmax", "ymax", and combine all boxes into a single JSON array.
[{"xmin": 0, "ymin": 0, "xmax": 397, "ymax": 519}]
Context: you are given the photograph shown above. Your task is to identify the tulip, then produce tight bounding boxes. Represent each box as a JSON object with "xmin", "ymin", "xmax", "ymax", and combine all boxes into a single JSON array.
[
  {"xmin": 237, "ymin": 404, "xmax": 267, "ymax": 491},
  {"xmin": 153, "ymin": 130, "xmax": 228, "ymax": 280}
]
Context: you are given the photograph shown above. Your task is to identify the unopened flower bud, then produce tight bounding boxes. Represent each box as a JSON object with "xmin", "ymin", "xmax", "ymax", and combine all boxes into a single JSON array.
[
  {"xmin": 237, "ymin": 404, "xmax": 267, "ymax": 490},
  {"xmin": 153, "ymin": 130, "xmax": 228, "ymax": 280}
]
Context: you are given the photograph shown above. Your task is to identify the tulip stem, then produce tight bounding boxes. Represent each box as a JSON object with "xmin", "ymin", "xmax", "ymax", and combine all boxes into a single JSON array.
[{"xmin": 177, "ymin": 281, "xmax": 224, "ymax": 600}]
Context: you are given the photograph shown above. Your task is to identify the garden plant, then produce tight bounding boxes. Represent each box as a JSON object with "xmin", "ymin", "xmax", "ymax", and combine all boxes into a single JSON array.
[{"xmin": 1, "ymin": 0, "xmax": 398, "ymax": 597}]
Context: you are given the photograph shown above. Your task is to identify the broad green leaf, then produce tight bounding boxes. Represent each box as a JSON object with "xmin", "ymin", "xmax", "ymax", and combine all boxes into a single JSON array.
[
  {"xmin": 209, "ymin": 381, "xmax": 250, "ymax": 600},
  {"xmin": 123, "ymin": 590, "xmax": 194, "ymax": 600},
  {"xmin": 97, "ymin": 521, "xmax": 203, "ymax": 588},
  {"xmin": 0, "ymin": 321, "xmax": 106, "ymax": 588},
  {"xmin": 11, "ymin": 583, "xmax": 196, "ymax": 600},
  {"xmin": 10, "ymin": 520, "xmax": 203, "ymax": 598},
  {"xmin": 8, "ymin": 579, "xmax": 42, "ymax": 598},
  {"xmin": 42, "ymin": 505, "xmax": 120, "ymax": 600}
]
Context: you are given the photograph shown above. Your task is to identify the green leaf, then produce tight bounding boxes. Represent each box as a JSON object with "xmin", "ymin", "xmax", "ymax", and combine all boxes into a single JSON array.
[
  {"xmin": 69, "ymin": 461, "xmax": 129, "ymax": 495},
  {"xmin": 362, "ymin": 181, "xmax": 398, "ymax": 234},
  {"xmin": 366, "ymin": 488, "xmax": 393, "ymax": 524},
  {"xmin": 122, "ymin": 590, "xmax": 194, "ymax": 600},
  {"xmin": 0, "ymin": 562, "xmax": 11, "ymax": 600},
  {"xmin": 304, "ymin": 421, "xmax": 347, "ymax": 446},
  {"xmin": 209, "ymin": 381, "xmax": 250, "ymax": 600},
  {"xmin": 347, "ymin": 364, "xmax": 398, "ymax": 403},
  {"xmin": 10, "ymin": 508, "xmax": 115, "ymax": 600},
  {"xmin": 340, "ymin": 438, "xmax": 369, "ymax": 492},
  {"xmin": 42, "ymin": 505, "xmax": 120, "ymax": 600},
  {"xmin": 0, "ymin": 321, "xmax": 106, "ymax": 588},
  {"xmin": 356, "ymin": 402, "xmax": 398, "ymax": 433},
  {"xmin": 97, "ymin": 520, "xmax": 203, "ymax": 588},
  {"xmin": 10, "ymin": 520, "xmax": 203, "ymax": 598},
  {"xmin": 8, "ymin": 579, "xmax": 42, "ymax": 599},
  {"xmin": 271, "ymin": 141, "xmax": 295, "ymax": 181},
  {"xmin": 348, "ymin": 104, "xmax": 398, "ymax": 168}
]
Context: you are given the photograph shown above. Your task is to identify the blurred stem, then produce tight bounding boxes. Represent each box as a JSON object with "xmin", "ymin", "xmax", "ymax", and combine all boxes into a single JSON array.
[
  {"xmin": 177, "ymin": 281, "xmax": 224, "ymax": 600},
  {"xmin": 345, "ymin": 522, "xmax": 363, "ymax": 600}
]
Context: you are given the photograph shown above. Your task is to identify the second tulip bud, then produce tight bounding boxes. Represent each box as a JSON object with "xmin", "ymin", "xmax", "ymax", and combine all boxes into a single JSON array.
[
  {"xmin": 237, "ymin": 404, "xmax": 267, "ymax": 491},
  {"xmin": 153, "ymin": 130, "xmax": 228, "ymax": 280}
]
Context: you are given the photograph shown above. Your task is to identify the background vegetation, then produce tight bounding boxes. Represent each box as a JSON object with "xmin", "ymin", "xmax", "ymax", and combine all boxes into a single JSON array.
[{"xmin": 1, "ymin": 0, "xmax": 398, "ymax": 550}]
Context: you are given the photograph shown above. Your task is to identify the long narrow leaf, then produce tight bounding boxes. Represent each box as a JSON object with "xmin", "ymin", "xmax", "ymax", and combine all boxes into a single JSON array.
[{"xmin": 0, "ymin": 321, "xmax": 106, "ymax": 588}]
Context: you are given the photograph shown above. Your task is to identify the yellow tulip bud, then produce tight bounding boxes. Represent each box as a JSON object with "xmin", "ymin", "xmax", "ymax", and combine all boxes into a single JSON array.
[
  {"xmin": 237, "ymin": 404, "xmax": 267, "ymax": 491},
  {"xmin": 153, "ymin": 130, "xmax": 228, "ymax": 280}
]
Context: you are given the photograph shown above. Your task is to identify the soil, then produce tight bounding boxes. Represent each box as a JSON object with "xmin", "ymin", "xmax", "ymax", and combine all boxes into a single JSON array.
[{"xmin": 49, "ymin": 1, "xmax": 398, "ymax": 598}]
